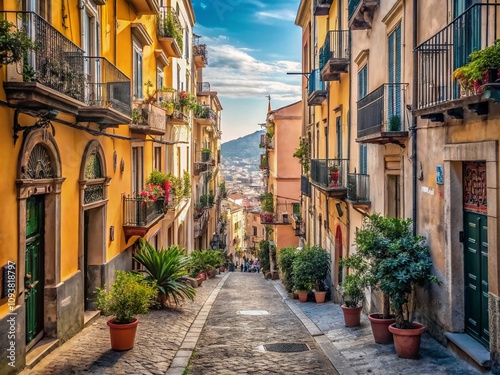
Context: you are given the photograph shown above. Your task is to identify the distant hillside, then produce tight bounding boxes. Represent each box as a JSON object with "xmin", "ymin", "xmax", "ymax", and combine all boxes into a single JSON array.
[{"xmin": 221, "ymin": 130, "xmax": 264, "ymax": 160}]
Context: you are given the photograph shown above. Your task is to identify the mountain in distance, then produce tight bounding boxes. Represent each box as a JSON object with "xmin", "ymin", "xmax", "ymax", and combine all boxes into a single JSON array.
[{"xmin": 221, "ymin": 130, "xmax": 264, "ymax": 160}]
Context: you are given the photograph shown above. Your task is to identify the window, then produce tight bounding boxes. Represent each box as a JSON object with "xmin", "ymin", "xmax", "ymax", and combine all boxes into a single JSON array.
[
  {"xmin": 132, "ymin": 146, "xmax": 144, "ymax": 194},
  {"xmin": 388, "ymin": 24, "xmax": 402, "ymax": 125},
  {"xmin": 358, "ymin": 65, "xmax": 368, "ymax": 99},
  {"xmin": 359, "ymin": 144, "xmax": 367, "ymax": 174},
  {"xmin": 336, "ymin": 117, "xmax": 342, "ymax": 159},
  {"xmin": 156, "ymin": 67, "xmax": 164, "ymax": 91},
  {"xmin": 253, "ymin": 226, "xmax": 257, "ymax": 236},
  {"xmin": 133, "ymin": 41, "xmax": 143, "ymax": 99},
  {"xmin": 153, "ymin": 146, "xmax": 162, "ymax": 171}
]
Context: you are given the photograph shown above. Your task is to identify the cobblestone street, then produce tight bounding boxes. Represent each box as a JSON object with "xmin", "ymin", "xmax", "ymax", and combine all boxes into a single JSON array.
[
  {"xmin": 21, "ymin": 271, "xmax": 486, "ymax": 375},
  {"xmin": 187, "ymin": 273, "xmax": 338, "ymax": 375}
]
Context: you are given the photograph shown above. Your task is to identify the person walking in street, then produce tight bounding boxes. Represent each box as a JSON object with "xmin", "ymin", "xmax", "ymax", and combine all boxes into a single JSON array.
[{"xmin": 253, "ymin": 258, "xmax": 259, "ymax": 273}]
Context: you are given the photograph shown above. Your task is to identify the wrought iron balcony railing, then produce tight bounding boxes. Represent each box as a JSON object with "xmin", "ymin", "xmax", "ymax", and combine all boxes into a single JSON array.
[
  {"xmin": 197, "ymin": 150, "xmax": 213, "ymax": 164},
  {"xmin": 259, "ymin": 134, "xmax": 274, "ymax": 149},
  {"xmin": 357, "ymin": 83, "xmax": 408, "ymax": 139},
  {"xmin": 194, "ymin": 104, "xmax": 218, "ymax": 124},
  {"xmin": 123, "ymin": 196, "xmax": 165, "ymax": 240},
  {"xmin": 319, "ymin": 30, "xmax": 350, "ymax": 81},
  {"xmin": 347, "ymin": 173, "xmax": 370, "ymax": 203},
  {"xmin": 157, "ymin": 7, "xmax": 183, "ymax": 57},
  {"xmin": 1, "ymin": 11, "xmax": 85, "ymax": 102},
  {"xmin": 301, "ymin": 175, "xmax": 311, "ymax": 197},
  {"xmin": 307, "ymin": 69, "xmax": 327, "ymax": 106},
  {"xmin": 82, "ymin": 57, "xmax": 132, "ymax": 116},
  {"xmin": 197, "ymin": 82, "xmax": 211, "ymax": 93},
  {"xmin": 260, "ymin": 154, "xmax": 269, "ymax": 170},
  {"xmin": 194, "ymin": 209, "xmax": 209, "ymax": 238},
  {"xmin": 416, "ymin": 4, "xmax": 500, "ymax": 111},
  {"xmin": 311, "ymin": 158, "xmax": 349, "ymax": 190},
  {"xmin": 194, "ymin": 44, "xmax": 208, "ymax": 67}
]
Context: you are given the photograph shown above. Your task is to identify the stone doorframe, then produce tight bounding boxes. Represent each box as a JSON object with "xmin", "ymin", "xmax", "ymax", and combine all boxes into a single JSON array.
[
  {"xmin": 78, "ymin": 140, "xmax": 110, "ymax": 310},
  {"xmin": 444, "ymin": 141, "xmax": 499, "ymax": 357},
  {"xmin": 16, "ymin": 129, "xmax": 64, "ymax": 340}
]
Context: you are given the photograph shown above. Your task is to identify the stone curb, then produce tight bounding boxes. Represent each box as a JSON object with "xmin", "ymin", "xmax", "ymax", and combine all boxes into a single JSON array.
[
  {"xmin": 166, "ymin": 272, "xmax": 231, "ymax": 375},
  {"xmin": 272, "ymin": 280, "xmax": 355, "ymax": 375}
]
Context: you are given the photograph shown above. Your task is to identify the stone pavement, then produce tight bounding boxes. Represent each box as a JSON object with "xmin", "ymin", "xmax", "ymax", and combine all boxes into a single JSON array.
[
  {"xmin": 274, "ymin": 280, "xmax": 484, "ymax": 375},
  {"xmin": 21, "ymin": 271, "xmax": 487, "ymax": 375},
  {"xmin": 186, "ymin": 272, "xmax": 338, "ymax": 375},
  {"xmin": 20, "ymin": 274, "xmax": 225, "ymax": 375}
]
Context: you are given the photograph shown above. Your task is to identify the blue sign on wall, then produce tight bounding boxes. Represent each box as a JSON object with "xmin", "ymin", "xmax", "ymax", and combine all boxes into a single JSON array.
[{"xmin": 436, "ymin": 165, "xmax": 443, "ymax": 185}]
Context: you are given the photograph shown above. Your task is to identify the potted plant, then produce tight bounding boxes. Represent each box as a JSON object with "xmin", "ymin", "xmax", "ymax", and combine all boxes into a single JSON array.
[
  {"xmin": 380, "ymin": 232, "xmax": 440, "ymax": 358},
  {"xmin": 0, "ymin": 18, "xmax": 36, "ymax": 66},
  {"xmin": 292, "ymin": 245, "xmax": 331, "ymax": 303},
  {"xmin": 201, "ymin": 148, "xmax": 211, "ymax": 162},
  {"xmin": 277, "ymin": 247, "xmax": 297, "ymax": 295},
  {"xmin": 338, "ymin": 255, "xmax": 369, "ymax": 327},
  {"xmin": 453, "ymin": 39, "xmax": 500, "ymax": 95},
  {"xmin": 96, "ymin": 271, "xmax": 157, "ymax": 351},
  {"xmin": 293, "ymin": 137, "xmax": 310, "ymax": 174},
  {"xmin": 329, "ymin": 164, "xmax": 340, "ymax": 186}
]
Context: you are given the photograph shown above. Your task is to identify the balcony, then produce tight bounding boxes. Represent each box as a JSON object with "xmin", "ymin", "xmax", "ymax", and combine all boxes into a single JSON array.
[
  {"xmin": 348, "ymin": 0, "xmax": 379, "ymax": 30},
  {"xmin": 356, "ymin": 83, "xmax": 409, "ymax": 146},
  {"xmin": 301, "ymin": 175, "xmax": 311, "ymax": 197},
  {"xmin": 197, "ymin": 82, "xmax": 211, "ymax": 94},
  {"xmin": 415, "ymin": 4, "xmax": 500, "ymax": 119},
  {"xmin": 128, "ymin": 0, "xmax": 160, "ymax": 15},
  {"xmin": 308, "ymin": 69, "xmax": 327, "ymax": 106},
  {"xmin": 260, "ymin": 154, "xmax": 269, "ymax": 170},
  {"xmin": 314, "ymin": 0, "xmax": 333, "ymax": 16},
  {"xmin": 130, "ymin": 103, "xmax": 166, "ymax": 135},
  {"xmin": 319, "ymin": 30, "xmax": 350, "ymax": 81},
  {"xmin": 347, "ymin": 173, "xmax": 371, "ymax": 209},
  {"xmin": 122, "ymin": 196, "xmax": 165, "ymax": 241},
  {"xmin": 194, "ymin": 105, "xmax": 218, "ymax": 126},
  {"xmin": 259, "ymin": 134, "xmax": 274, "ymax": 149},
  {"xmin": 2, "ymin": 11, "xmax": 85, "ymax": 115},
  {"xmin": 310, "ymin": 158, "xmax": 349, "ymax": 198},
  {"xmin": 76, "ymin": 57, "xmax": 132, "ymax": 127},
  {"xmin": 194, "ymin": 44, "xmax": 208, "ymax": 68},
  {"xmin": 194, "ymin": 209, "xmax": 209, "ymax": 238},
  {"xmin": 165, "ymin": 196, "xmax": 189, "ymax": 222},
  {"xmin": 157, "ymin": 8, "xmax": 183, "ymax": 58}
]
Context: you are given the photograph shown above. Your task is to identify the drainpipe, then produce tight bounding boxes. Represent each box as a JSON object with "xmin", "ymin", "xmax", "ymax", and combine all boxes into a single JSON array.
[{"xmin": 411, "ymin": 0, "xmax": 418, "ymax": 236}]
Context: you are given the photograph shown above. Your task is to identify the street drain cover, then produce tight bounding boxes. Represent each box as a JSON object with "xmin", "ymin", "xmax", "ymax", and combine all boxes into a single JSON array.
[
  {"xmin": 264, "ymin": 343, "xmax": 310, "ymax": 353},
  {"xmin": 239, "ymin": 310, "xmax": 269, "ymax": 315}
]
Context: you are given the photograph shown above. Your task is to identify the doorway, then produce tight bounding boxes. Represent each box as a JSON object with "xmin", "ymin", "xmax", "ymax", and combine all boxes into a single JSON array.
[{"xmin": 25, "ymin": 195, "xmax": 45, "ymax": 349}]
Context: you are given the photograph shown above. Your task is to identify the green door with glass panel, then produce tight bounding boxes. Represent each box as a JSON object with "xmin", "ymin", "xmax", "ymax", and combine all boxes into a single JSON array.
[
  {"xmin": 25, "ymin": 195, "xmax": 44, "ymax": 344},
  {"xmin": 463, "ymin": 161, "xmax": 489, "ymax": 348}
]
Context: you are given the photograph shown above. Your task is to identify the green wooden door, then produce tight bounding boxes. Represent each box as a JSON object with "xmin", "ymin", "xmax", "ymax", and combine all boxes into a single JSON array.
[
  {"xmin": 464, "ymin": 211, "xmax": 489, "ymax": 347},
  {"xmin": 25, "ymin": 195, "xmax": 44, "ymax": 344}
]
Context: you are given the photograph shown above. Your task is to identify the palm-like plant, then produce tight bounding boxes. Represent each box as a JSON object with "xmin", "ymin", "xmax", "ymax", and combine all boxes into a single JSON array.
[{"xmin": 133, "ymin": 240, "xmax": 196, "ymax": 306}]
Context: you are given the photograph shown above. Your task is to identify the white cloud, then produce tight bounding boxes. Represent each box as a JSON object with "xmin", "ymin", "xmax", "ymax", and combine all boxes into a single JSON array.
[
  {"xmin": 200, "ymin": 38, "xmax": 301, "ymax": 101},
  {"xmin": 255, "ymin": 10, "xmax": 296, "ymax": 22}
]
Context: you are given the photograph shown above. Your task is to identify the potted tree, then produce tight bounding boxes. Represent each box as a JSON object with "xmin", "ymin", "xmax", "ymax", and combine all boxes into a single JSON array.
[
  {"xmin": 292, "ymin": 246, "xmax": 330, "ymax": 303},
  {"xmin": 277, "ymin": 247, "xmax": 297, "ymax": 296},
  {"xmin": 96, "ymin": 271, "xmax": 157, "ymax": 351},
  {"xmin": 338, "ymin": 254, "xmax": 369, "ymax": 327},
  {"xmin": 381, "ymin": 232, "xmax": 440, "ymax": 358}
]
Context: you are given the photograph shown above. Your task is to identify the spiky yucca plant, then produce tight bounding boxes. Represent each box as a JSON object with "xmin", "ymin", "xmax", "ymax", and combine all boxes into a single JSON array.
[{"xmin": 134, "ymin": 240, "xmax": 196, "ymax": 306}]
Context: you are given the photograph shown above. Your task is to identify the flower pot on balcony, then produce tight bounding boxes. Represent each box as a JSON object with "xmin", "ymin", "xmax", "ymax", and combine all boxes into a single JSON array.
[{"xmin": 330, "ymin": 171, "xmax": 340, "ymax": 186}]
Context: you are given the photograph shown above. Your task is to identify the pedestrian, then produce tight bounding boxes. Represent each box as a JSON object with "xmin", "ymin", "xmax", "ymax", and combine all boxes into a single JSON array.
[
  {"xmin": 253, "ymin": 258, "xmax": 259, "ymax": 273},
  {"xmin": 244, "ymin": 260, "xmax": 248, "ymax": 272},
  {"xmin": 240, "ymin": 263, "xmax": 243, "ymax": 272}
]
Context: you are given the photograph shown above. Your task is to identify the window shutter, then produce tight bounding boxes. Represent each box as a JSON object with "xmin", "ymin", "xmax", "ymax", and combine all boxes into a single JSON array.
[{"xmin": 359, "ymin": 144, "xmax": 367, "ymax": 175}]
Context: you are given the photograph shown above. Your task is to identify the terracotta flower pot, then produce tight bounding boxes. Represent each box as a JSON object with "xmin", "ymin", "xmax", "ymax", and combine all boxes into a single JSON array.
[
  {"xmin": 107, "ymin": 318, "xmax": 139, "ymax": 351},
  {"xmin": 341, "ymin": 305, "xmax": 362, "ymax": 327},
  {"xmin": 297, "ymin": 291, "xmax": 308, "ymax": 302},
  {"xmin": 388, "ymin": 322, "xmax": 426, "ymax": 358},
  {"xmin": 314, "ymin": 291, "xmax": 327, "ymax": 303},
  {"xmin": 368, "ymin": 313, "xmax": 396, "ymax": 344}
]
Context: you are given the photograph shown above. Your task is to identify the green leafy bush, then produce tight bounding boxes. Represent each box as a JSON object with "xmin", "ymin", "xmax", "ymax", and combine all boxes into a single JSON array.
[
  {"xmin": 96, "ymin": 271, "xmax": 156, "ymax": 324},
  {"xmin": 0, "ymin": 18, "xmax": 36, "ymax": 66},
  {"xmin": 338, "ymin": 254, "xmax": 369, "ymax": 308},
  {"xmin": 277, "ymin": 247, "xmax": 297, "ymax": 292},
  {"xmin": 292, "ymin": 245, "xmax": 330, "ymax": 292},
  {"xmin": 259, "ymin": 240, "xmax": 270, "ymax": 273},
  {"xmin": 133, "ymin": 240, "xmax": 196, "ymax": 306}
]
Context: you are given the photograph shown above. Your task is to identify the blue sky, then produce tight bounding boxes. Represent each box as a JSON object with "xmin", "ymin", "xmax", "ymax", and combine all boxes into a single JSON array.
[{"xmin": 192, "ymin": 0, "xmax": 302, "ymax": 142}]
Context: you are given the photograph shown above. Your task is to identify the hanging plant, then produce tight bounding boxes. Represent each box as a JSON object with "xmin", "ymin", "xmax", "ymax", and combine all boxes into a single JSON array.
[
  {"xmin": 293, "ymin": 137, "xmax": 310, "ymax": 174},
  {"xmin": 0, "ymin": 19, "xmax": 36, "ymax": 66}
]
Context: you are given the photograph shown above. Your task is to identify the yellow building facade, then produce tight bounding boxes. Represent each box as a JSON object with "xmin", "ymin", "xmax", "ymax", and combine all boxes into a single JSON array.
[{"xmin": 0, "ymin": 0, "xmax": 218, "ymax": 373}]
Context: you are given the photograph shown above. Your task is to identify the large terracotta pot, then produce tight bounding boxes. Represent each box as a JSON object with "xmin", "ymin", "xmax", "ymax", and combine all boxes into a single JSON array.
[
  {"xmin": 297, "ymin": 291, "xmax": 308, "ymax": 302},
  {"xmin": 207, "ymin": 268, "xmax": 217, "ymax": 279},
  {"xmin": 368, "ymin": 313, "xmax": 396, "ymax": 344},
  {"xmin": 388, "ymin": 322, "xmax": 426, "ymax": 358},
  {"xmin": 107, "ymin": 318, "xmax": 139, "ymax": 351},
  {"xmin": 314, "ymin": 291, "xmax": 327, "ymax": 303},
  {"xmin": 341, "ymin": 305, "xmax": 362, "ymax": 327}
]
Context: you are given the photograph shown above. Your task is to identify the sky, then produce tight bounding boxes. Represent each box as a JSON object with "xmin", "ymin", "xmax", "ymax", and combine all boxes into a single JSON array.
[{"xmin": 192, "ymin": 0, "xmax": 302, "ymax": 142}]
